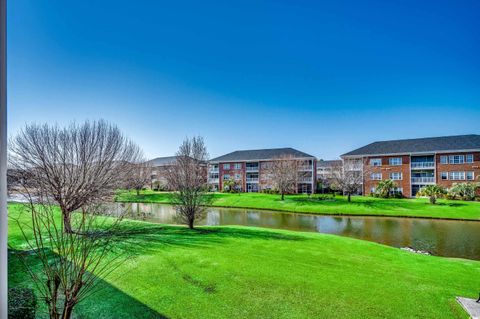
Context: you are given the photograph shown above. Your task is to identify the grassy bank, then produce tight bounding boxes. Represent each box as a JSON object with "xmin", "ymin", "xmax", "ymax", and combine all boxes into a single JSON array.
[
  {"xmin": 8, "ymin": 203, "xmax": 480, "ymax": 318},
  {"xmin": 116, "ymin": 190, "xmax": 480, "ymax": 221}
]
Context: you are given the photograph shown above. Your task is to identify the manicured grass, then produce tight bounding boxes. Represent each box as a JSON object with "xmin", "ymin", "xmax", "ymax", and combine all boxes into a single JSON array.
[
  {"xmin": 8, "ymin": 203, "xmax": 480, "ymax": 318},
  {"xmin": 116, "ymin": 190, "xmax": 480, "ymax": 221}
]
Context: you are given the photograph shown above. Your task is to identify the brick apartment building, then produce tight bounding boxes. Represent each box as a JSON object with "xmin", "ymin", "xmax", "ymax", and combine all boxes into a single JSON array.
[
  {"xmin": 208, "ymin": 148, "xmax": 317, "ymax": 194},
  {"xmin": 316, "ymin": 159, "xmax": 342, "ymax": 192},
  {"xmin": 341, "ymin": 135, "xmax": 480, "ymax": 197},
  {"xmin": 148, "ymin": 156, "xmax": 178, "ymax": 190}
]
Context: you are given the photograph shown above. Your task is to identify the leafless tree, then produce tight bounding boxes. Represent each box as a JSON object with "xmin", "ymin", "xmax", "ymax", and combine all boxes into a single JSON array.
[
  {"xmin": 12, "ymin": 199, "xmax": 132, "ymax": 319},
  {"xmin": 124, "ymin": 160, "xmax": 152, "ymax": 195},
  {"xmin": 165, "ymin": 136, "xmax": 211, "ymax": 229},
  {"xmin": 9, "ymin": 120, "xmax": 142, "ymax": 233},
  {"xmin": 266, "ymin": 155, "xmax": 299, "ymax": 200},
  {"xmin": 331, "ymin": 161, "xmax": 366, "ymax": 202}
]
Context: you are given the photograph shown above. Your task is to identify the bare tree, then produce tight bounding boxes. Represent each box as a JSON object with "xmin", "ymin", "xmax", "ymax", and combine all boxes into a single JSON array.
[
  {"xmin": 124, "ymin": 160, "xmax": 152, "ymax": 195},
  {"xmin": 12, "ymin": 199, "xmax": 131, "ymax": 319},
  {"xmin": 166, "ymin": 136, "xmax": 211, "ymax": 229},
  {"xmin": 266, "ymin": 155, "xmax": 299, "ymax": 200},
  {"xmin": 331, "ymin": 161, "xmax": 365, "ymax": 202},
  {"xmin": 9, "ymin": 120, "xmax": 142, "ymax": 233}
]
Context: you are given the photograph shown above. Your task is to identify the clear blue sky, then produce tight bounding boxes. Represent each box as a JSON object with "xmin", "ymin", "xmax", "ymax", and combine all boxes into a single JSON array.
[{"xmin": 7, "ymin": 0, "xmax": 480, "ymax": 159}]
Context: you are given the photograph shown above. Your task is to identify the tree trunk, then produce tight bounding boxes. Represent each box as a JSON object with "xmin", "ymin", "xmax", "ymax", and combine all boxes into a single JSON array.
[
  {"xmin": 136, "ymin": 188, "xmax": 140, "ymax": 196},
  {"xmin": 347, "ymin": 193, "xmax": 351, "ymax": 202},
  {"xmin": 188, "ymin": 217, "xmax": 194, "ymax": 229},
  {"xmin": 63, "ymin": 212, "xmax": 73, "ymax": 234},
  {"xmin": 281, "ymin": 192, "xmax": 285, "ymax": 201},
  {"xmin": 430, "ymin": 196, "xmax": 436, "ymax": 204},
  {"xmin": 61, "ymin": 303, "xmax": 74, "ymax": 319}
]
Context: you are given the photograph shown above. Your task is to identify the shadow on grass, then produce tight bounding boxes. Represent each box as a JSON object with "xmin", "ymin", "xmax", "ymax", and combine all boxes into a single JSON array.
[
  {"xmin": 109, "ymin": 223, "xmax": 306, "ymax": 256},
  {"xmin": 8, "ymin": 250, "xmax": 168, "ymax": 319}
]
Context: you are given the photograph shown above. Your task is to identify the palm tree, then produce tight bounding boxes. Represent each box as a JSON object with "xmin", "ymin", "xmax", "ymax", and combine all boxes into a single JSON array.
[
  {"xmin": 375, "ymin": 179, "xmax": 397, "ymax": 198},
  {"xmin": 417, "ymin": 184, "xmax": 446, "ymax": 204}
]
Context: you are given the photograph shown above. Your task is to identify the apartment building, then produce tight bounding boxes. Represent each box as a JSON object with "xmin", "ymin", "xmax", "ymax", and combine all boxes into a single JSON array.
[
  {"xmin": 148, "ymin": 156, "xmax": 178, "ymax": 189},
  {"xmin": 208, "ymin": 148, "xmax": 317, "ymax": 193},
  {"xmin": 316, "ymin": 159, "xmax": 342, "ymax": 192},
  {"xmin": 341, "ymin": 135, "xmax": 480, "ymax": 197}
]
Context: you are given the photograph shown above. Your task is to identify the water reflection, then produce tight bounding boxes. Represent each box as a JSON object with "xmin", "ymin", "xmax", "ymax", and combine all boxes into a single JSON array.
[{"xmin": 119, "ymin": 203, "xmax": 480, "ymax": 260}]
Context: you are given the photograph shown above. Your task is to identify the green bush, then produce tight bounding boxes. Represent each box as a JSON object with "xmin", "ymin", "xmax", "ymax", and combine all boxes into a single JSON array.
[
  {"xmin": 447, "ymin": 182, "xmax": 480, "ymax": 201},
  {"xmin": 417, "ymin": 185, "xmax": 446, "ymax": 204},
  {"xmin": 8, "ymin": 287, "xmax": 37, "ymax": 319}
]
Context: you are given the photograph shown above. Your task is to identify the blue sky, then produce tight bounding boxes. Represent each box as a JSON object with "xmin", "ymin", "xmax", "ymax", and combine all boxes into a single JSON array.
[{"xmin": 7, "ymin": 0, "xmax": 480, "ymax": 159}]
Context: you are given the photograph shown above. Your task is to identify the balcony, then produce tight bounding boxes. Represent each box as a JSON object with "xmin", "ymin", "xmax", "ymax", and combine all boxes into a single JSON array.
[
  {"xmin": 246, "ymin": 166, "xmax": 259, "ymax": 172},
  {"xmin": 246, "ymin": 178, "xmax": 259, "ymax": 182},
  {"xmin": 209, "ymin": 168, "xmax": 219, "ymax": 173},
  {"xmin": 208, "ymin": 178, "xmax": 219, "ymax": 183},
  {"xmin": 411, "ymin": 177, "xmax": 435, "ymax": 184},
  {"xmin": 298, "ymin": 178, "xmax": 312, "ymax": 183},
  {"xmin": 298, "ymin": 165, "xmax": 313, "ymax": 171},
  {"xmin": 411, "ymin": 162, "xmax": 434, "ymax": 169}
]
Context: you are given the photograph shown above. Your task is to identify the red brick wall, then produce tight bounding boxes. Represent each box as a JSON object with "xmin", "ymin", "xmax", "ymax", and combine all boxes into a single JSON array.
[
  {"xmin": 436, "ymin": 152, "xmax": 480, "ymax": 188},
  {"xmin": 363, "ymin": 155, "xmax": 411, "ymax": 197},
  {"xmin": 219, "ymin": 162, "xmax": 245, "ymax": 191}
]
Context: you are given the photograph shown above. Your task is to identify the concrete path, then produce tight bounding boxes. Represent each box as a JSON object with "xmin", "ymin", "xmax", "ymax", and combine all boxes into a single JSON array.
[{"xmin": 457, "ymin": 297, "xmax": 480, "ymax": 319}]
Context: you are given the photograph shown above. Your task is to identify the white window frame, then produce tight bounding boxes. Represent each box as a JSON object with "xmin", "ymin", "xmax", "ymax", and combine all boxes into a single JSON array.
[
  {"xmin": 223, "ymin": 163, "xmax": 230, "ymax": 170},
  {"xmin": 466, "ymin": 171, "xmax": 474, "ymax": 180},
  {"xmin": 234, "ymin": 173, "xmax": 241, "ymax": 180},
  {"xmin": 389, "ymin": 172, "xmax": 402, "ymax": 180},
  {"xmin": 466, "ymin": 154, "xmax": 474, "ymax": 163},
  {"xmin": 449, "ymin": 155, "xmax": 464, "ymax": 164},
  {"xmin": 389, "ymin": 157, "xmax": 402, "ymax": 166},
  {"xmin": 223, "ymin": 174, "xmax": 230, "ymax": 180},
  {"xmin": 449, "ymin": 171, "xmax": 465, "ymax": 180},
  {"xmin": 440, "ymin": 156, "xmax": 448, "ymax": 164},
  {"xmin": 234, "ymin": 163, "xmax": 242, "ymax": 170},
  {"xmin": 371, "ymin": 173, "xmax": 382, "ymax": 180},
  {"xmin": 370, "ymin": 158, "xmax": 382, "ymax": 167},
  {"xmin": 440, "ymin": 172, "xmax": 448, "ymax": 180},
  {"xmin": 370, "ymin": 187, "xmax": 376, "ymax": 193}
]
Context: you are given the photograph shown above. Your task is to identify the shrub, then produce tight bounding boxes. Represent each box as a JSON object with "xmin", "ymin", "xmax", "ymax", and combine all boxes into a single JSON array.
[
  {"xmin": 417, "ymin": 184, "xmax": 446, "ymax": 204},
  {"xmin": 374, "ymin": 179, "xmax": 401, "ymax": 198},
  {"xmin": 447, "ymin": 182, "xmax": 480, "ymax": 201},
  {"xmin": 222, "ymin": 180, "xmax": 241, "ymax": 193},
  {"xmin": 8, "ymin": 287, "xmax": 37, "ymax": 319}
]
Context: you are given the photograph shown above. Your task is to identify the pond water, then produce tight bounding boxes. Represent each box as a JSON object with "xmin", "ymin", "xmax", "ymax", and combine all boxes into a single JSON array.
[{"xmin": 118, "ymin": 203, "xmax": 480, "ymax": 260}]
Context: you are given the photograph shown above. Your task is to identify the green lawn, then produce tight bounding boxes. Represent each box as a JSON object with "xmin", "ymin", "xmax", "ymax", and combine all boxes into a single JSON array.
[
  {"xmin": 116, "ymin": 190, "xmax": 480, "ymax": 221},
  {"xmin": 8, "ymin": 203, "xmax": 480, "ymax": 318}
]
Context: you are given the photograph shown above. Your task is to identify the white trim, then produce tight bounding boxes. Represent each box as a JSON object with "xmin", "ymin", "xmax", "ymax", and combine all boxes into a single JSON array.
[
  {"xmin": 342, "ymin": 149, "xmax": 480, "ymax": 158},
  {"xmin": 209, "ymin": 156, "xmax": 316, "ymax": 164}
]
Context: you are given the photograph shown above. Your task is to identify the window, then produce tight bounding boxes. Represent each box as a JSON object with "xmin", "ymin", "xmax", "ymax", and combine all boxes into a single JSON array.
[
  {"xmin": 466, "ymin": 154, "xmax": 474, "ymax": 163},
  {"xmin": 390, "ymin": 172, "xmax": 402, "ymax": 180},
  {"xmin": 371, "ymin": 173, "xmax": 382, "ymax": 180},
  {"xmin": 234, "ymin": 173, "xmax": 241, "ymax": 180},
  {"xmin": 389, "ymin": 157, "xmax": 402, "ymax": 166},
  {"xmin": 391, "ymin": 187, "xmax": 403, "ymax": 195},
  {"xmin": 440, "ymin": 156, "xmax": 448, "ymax": 164},
  {"xmin": 209, "ymin": 173, "xmax": 219, "ymax": 179},
  {"xmin": 449, "ymin": 171, "xmax": 465, "ymax": 180},
  {"xmin": 449, "ymin": 155, "xmax": 464, "ymax": 164},
  {"xmin": 223, "ymin": 163, "xmax": 230, "ymax": 170},
  {"xmin": 223, "ymin": 174, "xmax": 230, "ymax": 180},
  {"xmin": 234, "ymin": 163, "xmax": 242, "ymax": 170},
  {"xmin": 370, "ymin": 187, "xmax": 376, "ymax": 193},
  {"xmin": 466, "ymin": 171, "xmax": 474, "ymax": 180},
  {"xmin": 440, "ymin": 172, "xmax": 448, "ymax": 180},
  {"xmin": 370, "ymin": 158, "xmax": 382, "ymax": 166}
]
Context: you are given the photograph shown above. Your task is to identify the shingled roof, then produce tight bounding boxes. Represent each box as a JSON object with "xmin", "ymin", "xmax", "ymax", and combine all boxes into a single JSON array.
[
  {"xmin": 148, "ymin": 156, "xmax": 177, "ymax": 166},
  {"xmin": 210, "ymin": 148, "xmax": 315, "ymax": 162},
  {"xmin": 342, "ymin": 134, "xmax": 480, "ymax": 157}
]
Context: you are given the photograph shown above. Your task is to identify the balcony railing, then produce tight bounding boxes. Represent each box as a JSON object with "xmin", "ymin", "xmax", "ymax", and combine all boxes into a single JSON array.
[
  {"xmin": 411, "ymin": 177, "xmax": 435, "ymax": 184},
  {"xmin": 411, "ymin": 162, "xmax": 435, "ymax": 169},
  {"xmin": 246, "ymin": 178, "xmax": 259, "ymax": 182},
  {"xmin": 208, "ymin": 178, "xmax": 219, "ymax": 183},
  {"xmin": 209, "ymin": 168, "xmax": 219, "ymax": 173},
  {"xmin": 246, "ymin": 166, "xmax": 259, "ymax": 172},
  {"xmin": 298, "ymin": 178, "xmax": 312, "ymax": 183},
  {"xmin": 298, "ymin": 165, "xmax": 313, "ymax": 171}
]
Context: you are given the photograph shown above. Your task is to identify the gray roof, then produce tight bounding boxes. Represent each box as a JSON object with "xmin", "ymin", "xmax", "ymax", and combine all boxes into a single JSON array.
[
  {"xmin": 317, "ymin": 159, "xmax": 342, "ymax": 167},
  {"xmin": 210, "ymin": 148, "xmax": 315, "ymax": 162},
  {"xmin": 148, "ymin": 156, "xmax": 177, "ymax": 166},
  {"xmin": 342, "ymin": 134, "xmax": 480, "ymax": 157}
]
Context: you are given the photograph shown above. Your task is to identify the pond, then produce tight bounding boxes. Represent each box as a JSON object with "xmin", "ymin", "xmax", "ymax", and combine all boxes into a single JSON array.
[{"xmin": 118, "ymin": 203, "xmax": 480, "ymax": 260}]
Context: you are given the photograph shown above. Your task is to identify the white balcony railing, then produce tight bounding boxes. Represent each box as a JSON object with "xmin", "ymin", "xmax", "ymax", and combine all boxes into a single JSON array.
[
  {"xmin": 298, "ymin": 178, "xmax": 312, "ymax": 183},
  {"xmin": 411, "ymin": 177, "xmax": 435, "ymax": 184},
  {"xmin": 246, "ymin": 178, "xmax": 259, "ymax": 182},
  {"xmin": 411, "ymin": 162, "xmax": 435, "ymax": 169},
  {"xmin": 208, "ymin": 178, "xmax": 219, "ymax": 183},
  {"xmin": 246, "ymin": 166, "xmax": 259, "ymax": 172},
  {"xmin": 209, "ymin": 168, "xmax": 219, "ymax": 173},
  {"xmin": 298, "ymin": 166, "xmax": 313, "ymax": 171}
]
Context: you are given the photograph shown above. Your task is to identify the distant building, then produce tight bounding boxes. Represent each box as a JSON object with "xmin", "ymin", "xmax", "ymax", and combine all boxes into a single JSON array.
[
  {"xmin": 148, "ymin": 156, "xmax": 178, "ymax": 190},
  {"xmin": 316, "ymin": 159, "xmax": 342, "ymax": 193},
  {"xmin": 208, "ymin": 148, "xmax": 316, "ymax": 193},
  {"xmin": 341, "ymin": 134, "xmax": 480, "ymax": 197}
]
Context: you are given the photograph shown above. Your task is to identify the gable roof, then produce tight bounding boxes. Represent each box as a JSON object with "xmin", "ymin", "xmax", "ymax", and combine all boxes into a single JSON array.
[
  {"xmin": 148, "ymin": 156, "xmax": 177, "ymax": 166},
  {"xmin": 317, "ymin": 159, "xmax": 342, "ymax": 167},
  {"xmin": 210, "ymin": 148, "xmax": 315, "ymax": 162},
  {"xmin": 342, "ymin": 134, "xmax": 480, "ymax": 157}
]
